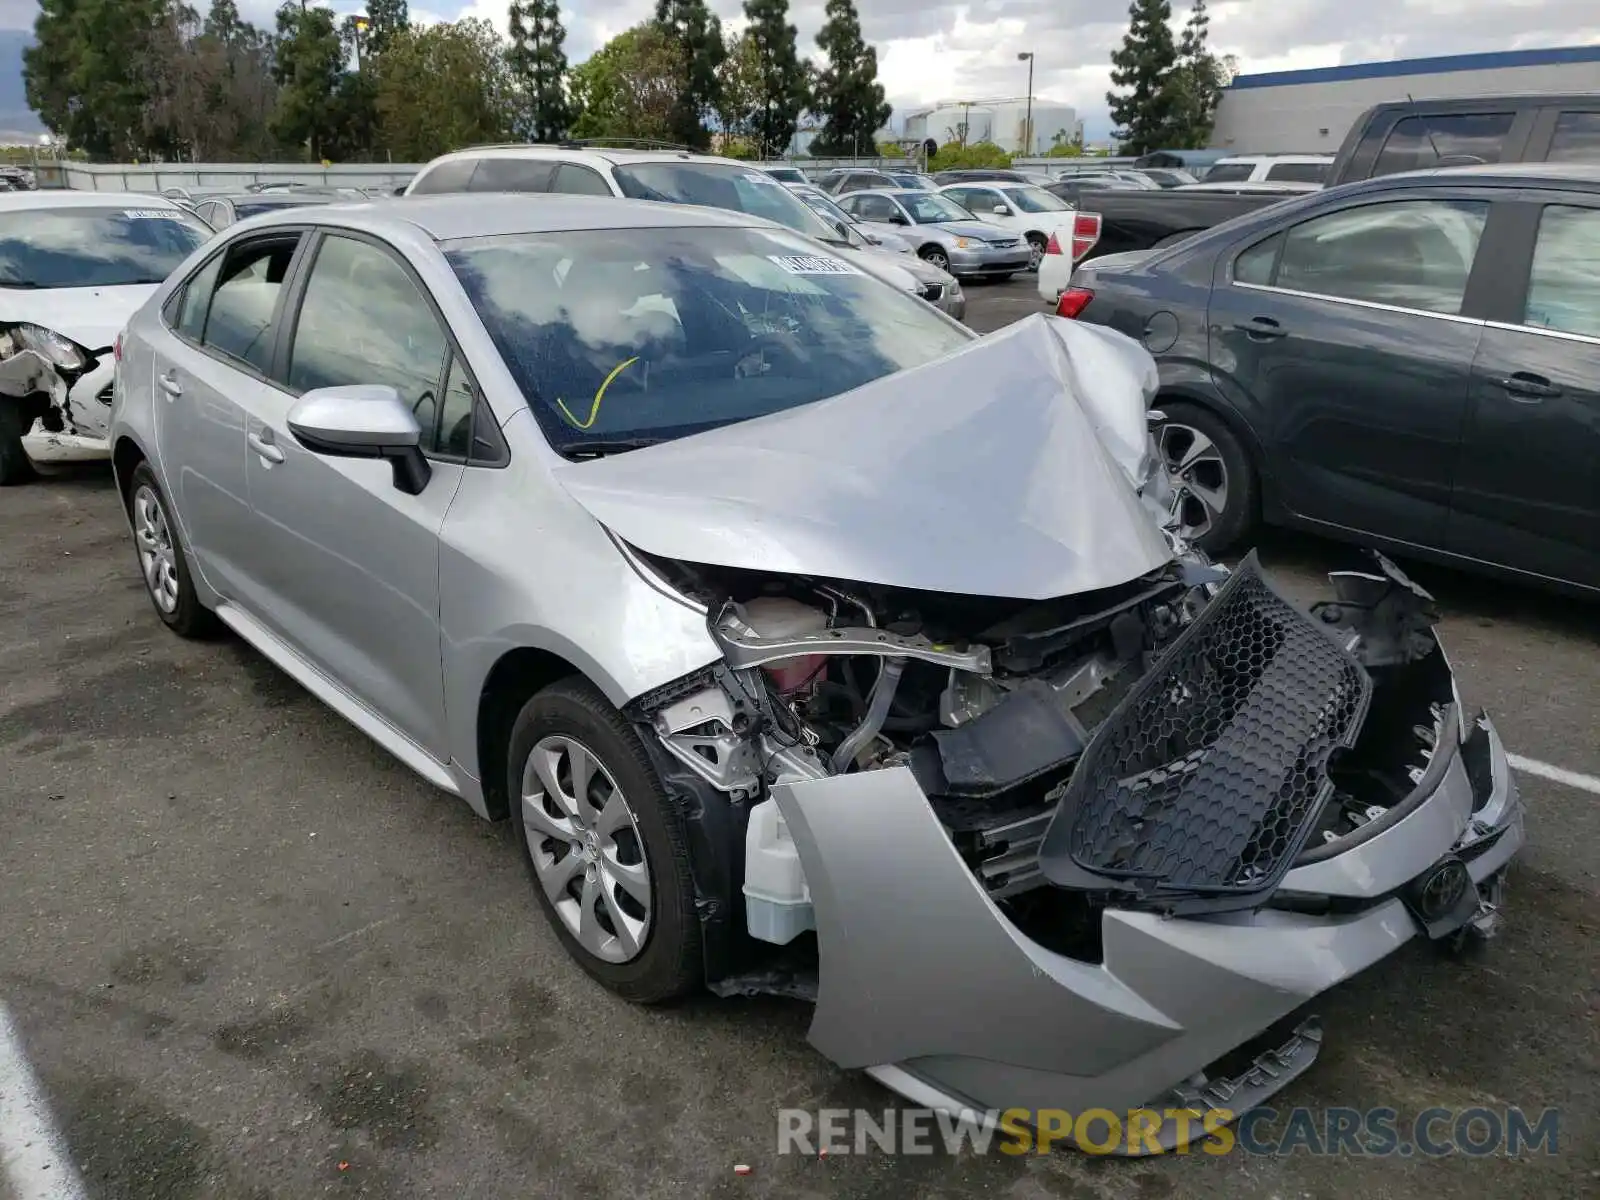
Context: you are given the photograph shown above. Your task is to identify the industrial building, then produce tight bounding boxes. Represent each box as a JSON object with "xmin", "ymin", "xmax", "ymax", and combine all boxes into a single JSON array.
[
  {"xmin": 1211, "ymin": 45, "xmax": 1600, "ymax": 154},
  {"xmin": 901, "ymin": 99, "xmax": 1081, "ymax": 155}
]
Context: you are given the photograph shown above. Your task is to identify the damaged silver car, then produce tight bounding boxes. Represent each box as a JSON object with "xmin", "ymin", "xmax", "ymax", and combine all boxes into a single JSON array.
[{"xmin": 111, "ymin": 196, "xmax": 1522, "ymax": 1147}]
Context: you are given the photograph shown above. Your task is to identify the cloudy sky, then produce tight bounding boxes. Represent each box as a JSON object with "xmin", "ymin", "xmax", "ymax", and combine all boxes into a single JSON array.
[{"xmin": 4, "ymin": 0, "xmax": 1598, "ymax": 138}]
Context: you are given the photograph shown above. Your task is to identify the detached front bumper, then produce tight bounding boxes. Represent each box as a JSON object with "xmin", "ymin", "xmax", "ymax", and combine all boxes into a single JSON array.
[
  {"xmin": 18, "ymin": 356, "xmax": 114, "ymax": 463},
  {"xmin": 770, "ymin": 696, "xmax": 1521, "ymax": 1144}
]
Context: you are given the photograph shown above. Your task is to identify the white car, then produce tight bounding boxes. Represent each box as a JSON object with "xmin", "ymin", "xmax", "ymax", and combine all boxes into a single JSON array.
[
  {"xmin": 0, "ymin": 192, "xmax": 210, "ymax": 483},
  {"xmin": 935, "ymin": 181, "xmax": 1083, "ymax": 271},
  {"xmin": 1200, "ymin": 154, "xmax": 1333, "ymax": 186}
]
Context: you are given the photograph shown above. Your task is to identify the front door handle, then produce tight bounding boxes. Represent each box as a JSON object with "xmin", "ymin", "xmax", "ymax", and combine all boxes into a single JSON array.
[
  {"xmin": 158, "ymin": 371, "xmax": 182, "ymax": 398},
  {"xmin": 248, "ymin": 429, "xmax": 285, "ymax": 465},
  {"xmin": 1234, "ymin": 316, "xmax": 1287, "ymax": 340},
  {"xmin": 1499, "ymin": 372, "xmax": 1562, "ymax": 401}
]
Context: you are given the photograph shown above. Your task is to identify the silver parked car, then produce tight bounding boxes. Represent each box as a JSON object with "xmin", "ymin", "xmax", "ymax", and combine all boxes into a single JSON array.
[
  {"xmin": 838, "ymin": 188, "xmax": 1031, "ymax": 279},
  {"xmin": 111, "ymin": 195, "xmax": 1522, "ymax": 1148}
]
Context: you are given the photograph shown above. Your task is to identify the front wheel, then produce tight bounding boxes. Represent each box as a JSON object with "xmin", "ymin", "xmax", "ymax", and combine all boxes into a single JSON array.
[
  {"xmin": 509, "ymin": 678, "xmax": 701, "ymax": 1004},
  {"xmin": 127, "ymin": 463, "xmax": 217, "ymax": 637},
  {"xmin": 1026, "ymin": 234, "xmax": 1047, "ymax": 271},
  {"xmin": 918, "ymin": 245, "xmax": 950, "ymax": 272},
  {"xmin": 1153, "ymin": 401, "xmax": 1256, "ymax": 554},
  {"xmin": 0, "ymin": 403, "xmax": 36, "ymax": 485}
]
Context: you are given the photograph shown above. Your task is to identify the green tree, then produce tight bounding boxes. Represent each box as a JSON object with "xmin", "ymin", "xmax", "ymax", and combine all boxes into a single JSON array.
[
  {"xmin": 743, "ymin": 0, "xmax": 809, "ymax": 159},
  {"xmin": 24, "ymin": 0, "xmax": 172, "ymax": 159},
  {"xmin": 372, "ymin": 19, "xmax": 514, "ymax": 161},
  {"xmin": 569, "ymin": 25, "xmax": 682, "ymax": 144},
  {"xmin": 811, "ymin": 0, "xmax": 890, "ymax": 157},
  {"xmin": 714, "ymin": 29, "xmax": 761, "ymax": 144},
  {"xmin": 508, "ymin": 0, "xmax": 571, "ymax": 142},
  {"xmin": 141, "ymin": 0, "xmax": 281, "ymax": 160},
  {"xmin": 364, "ymin": 0, "xmax": 410, "ymax": 56},
  {"xmin": 928, "ymin": 140, "xmax": 1010, "ymax": 172},
  {"xmin": 1169, "ymin": 0, "xmax": 1227, "ymax": 148},
  {"xmin": 271, "ymin": 1, "xmax": 345, "ymax": 160},
  {"xmin": 654, "ymin": 0, "xmax": 724, "ymax": 148},
  {"xmin": 1107, "ymin": 0, "xmax": 1180, "ymax": 155}
]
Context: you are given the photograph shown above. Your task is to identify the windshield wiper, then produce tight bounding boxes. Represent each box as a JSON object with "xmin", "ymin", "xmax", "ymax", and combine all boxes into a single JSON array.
[
  {"xmin": 553, "ymin": 436, "xmax": 666, "ymax": 459},
  {"xmin": 0, "ymin": 280, "xmax": 43, "ymax": 289}
]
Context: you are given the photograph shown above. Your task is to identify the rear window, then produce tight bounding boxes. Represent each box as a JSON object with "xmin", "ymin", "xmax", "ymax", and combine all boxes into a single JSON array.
[
  {"xmin": 445, "ymin": 226, "xmax": 970, "ymax": 456},
  {"xmin": 1372, "ymin": 112, "xmax": 1515, "ymax": 176},
  {"xmin": 410, "ymin": 159, "xmax": 479, "ymax": 194},
  {"xmin": 1547, "ymin": 111, "xmax": 1600, "ymax": 164},
  {"xmin": 1265, "ymin": 161, "xmax": 1329, "ymax": 184},
  {"xmin": 0, "ymin": 207, "xmax": 210, "ymax": 289},
  {"xmin": 1203, "ymin": 162, "xmax": 1257, "ymax": 183},
  {"xmin": 612, "ymin": 162, "xmax": 841, "ymax": 243}
]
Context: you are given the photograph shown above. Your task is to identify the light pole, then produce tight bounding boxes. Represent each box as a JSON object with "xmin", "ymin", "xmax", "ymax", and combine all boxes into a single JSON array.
[
  {"xmin": 1017, "ymin": 52, "xmax": 1035, "ymax": 157},
  {"xmin": 352, "ymin": 13, "xmax": 370, "ymax": 71}
]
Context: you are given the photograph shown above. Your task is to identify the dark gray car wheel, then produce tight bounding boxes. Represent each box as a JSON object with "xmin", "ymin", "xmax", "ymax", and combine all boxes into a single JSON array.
[
  {"xmin": 919, "ymin": 245, "xmax": 950, "ymax": 272},
  {"xmin": 508, "ymin": 678, "xmax": 701, "ymax": 1004},
  {"xmin": 1153, "ymin": 401, "xmax": 1256, "ymax": 554}
]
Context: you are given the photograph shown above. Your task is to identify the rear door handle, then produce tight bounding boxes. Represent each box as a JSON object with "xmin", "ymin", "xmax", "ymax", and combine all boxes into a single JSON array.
[
  {"xmin": 1499, "ymin": 372, "xmax": 1562, "ymax": 401},
  {"xmin": 247, "ymin": 429, "xmax": 285, "ymax": 465},
  {"xmin": 158, "ymin": 371, "xmax": 182, "ymax": 398},
  {"xmin": 1234, "ymin": 316, "xmax": 1287, "ymax": 340}
]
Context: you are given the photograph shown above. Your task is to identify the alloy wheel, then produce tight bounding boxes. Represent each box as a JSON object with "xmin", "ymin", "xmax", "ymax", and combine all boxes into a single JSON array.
[
  {"xmin": 1027, "ymin": 238, "xmax": 1045, "ymax": 271},
  {"xmin": 521, "ymin": 735, "xmax": 652, "ymax": 964},
  {"xmin": 923, "ymin": 248, "xmax": 950, "ymax": 272},
  {"xmin": 1157, "ymin": 421, "xmax": 1230, "ymax": 543},
  {"xmin": 133, "ymin": 484, "xmax": 180, "ymax": 614}
]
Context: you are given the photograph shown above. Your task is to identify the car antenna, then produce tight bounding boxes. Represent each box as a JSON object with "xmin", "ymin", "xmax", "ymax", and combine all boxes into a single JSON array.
[{"xmin": 1407, "ymin": 93, "xmax": 1447, "ymax": 168}]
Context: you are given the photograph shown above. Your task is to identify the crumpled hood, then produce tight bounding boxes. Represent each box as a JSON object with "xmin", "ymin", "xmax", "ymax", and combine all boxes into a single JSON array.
[
  {"xmin": 0, "ymin": 284, "xmax": 157, "ymax": 351},
  {"xmin": 554, "ymin": 314, "xmax": 1173, "ymax": 600}
]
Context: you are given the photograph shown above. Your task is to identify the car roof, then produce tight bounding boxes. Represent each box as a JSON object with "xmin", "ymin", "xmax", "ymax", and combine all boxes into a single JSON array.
[
  {"xmin": 423, "ymin": 145, "xmax": 758, "ymax": 171},
  {"xmin": 0, "ymin": 191, "xmax": 188, "ymax": 213},
  {"xmin": 1346, "ymin": 161, "xmax": 1600, "ymax": 192},
  {"xmin": 239, "ymin": 193, "xmax": 776, "ymax": 241}
]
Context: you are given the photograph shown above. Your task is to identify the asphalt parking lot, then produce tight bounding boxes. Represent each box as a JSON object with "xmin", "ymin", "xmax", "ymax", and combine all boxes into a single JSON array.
[{"xmin": 1, "ymin": 276, "xmax": 1596, "ymax": 1200}]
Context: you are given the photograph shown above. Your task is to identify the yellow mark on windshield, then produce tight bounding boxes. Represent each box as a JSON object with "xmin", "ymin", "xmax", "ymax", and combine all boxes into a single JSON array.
[{"xmin": 557, "ymin": 356, "xmax": 640, "ymax": 429}]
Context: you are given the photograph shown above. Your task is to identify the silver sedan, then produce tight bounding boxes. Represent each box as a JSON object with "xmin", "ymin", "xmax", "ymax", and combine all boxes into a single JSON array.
[{"xmin": 837, "ymin": 189, "xmax": 1032, "ymax": 280}]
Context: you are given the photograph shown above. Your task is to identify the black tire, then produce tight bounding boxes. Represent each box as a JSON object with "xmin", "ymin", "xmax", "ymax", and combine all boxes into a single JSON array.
[
  {"xmin": 1026, "ymin": 233, "xmax": 1048, "ymax": 272},
  {"xmin": 0, "ymin": 403, "xmax": 36, "ymax": 486},
  {"xmin": 508, "ymin": 678, "xmax": 701, "ymax": 1004},
  {"xmin": 918, "ymin": 245, "xmax": 951, "ymax": 272},
  {"xmin": 126, "ymin": 462, "xmax": 218, "ymax": 638},
  {"xmin": 1153, "ymin": 400, "xmax": 1257, "ymax": 555}
]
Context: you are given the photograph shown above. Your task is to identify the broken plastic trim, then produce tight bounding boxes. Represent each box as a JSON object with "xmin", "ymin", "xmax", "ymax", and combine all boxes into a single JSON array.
[{"xmin": 712, "ymin": 610, "xmax": 993, "ymax": 674}]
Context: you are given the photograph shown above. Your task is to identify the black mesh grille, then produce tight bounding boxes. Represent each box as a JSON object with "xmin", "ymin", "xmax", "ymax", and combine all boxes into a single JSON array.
[{"xmin": 1038, "ymin": 553, "xmax": 1371, "ymax": 909}]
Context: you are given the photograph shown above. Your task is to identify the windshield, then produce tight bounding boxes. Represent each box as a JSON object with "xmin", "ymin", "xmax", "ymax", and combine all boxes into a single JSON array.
[
  {"xmin": 900, "ymin": 193, "xmax": 975, "ymax": 224},
  {"xmin": 612, "ymin": 162, "xmax": 846, "ymax": 245},
  {"xmin": 0, "ymin": 207, "xmax": 210, "ymax": 289},
  {"xmin": 1001, "ymin": 186, "xmax": 1071, "ymax": 213},
  {"xmin": 446, "ymin": 226, "xmax": 971, "ymax": 456}
]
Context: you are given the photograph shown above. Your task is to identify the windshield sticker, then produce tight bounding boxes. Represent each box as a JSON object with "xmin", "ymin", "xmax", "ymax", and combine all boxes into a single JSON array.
[
  {"xmin": 767, "ymin": 254, "xmax": 861, "ymax": 276},
  {"xmin": 122, "ymin": 209, "xmax": 182, "ymax": 220}
]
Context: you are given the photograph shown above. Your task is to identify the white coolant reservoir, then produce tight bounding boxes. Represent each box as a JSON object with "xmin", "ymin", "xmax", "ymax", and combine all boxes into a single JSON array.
[
  {"xmin": 740, "ymin": 596, "xmax": 829, "ymax": 693},
  {"xmin": 743, "ymin": 798, "xmax": 815, "ymax": 944}
]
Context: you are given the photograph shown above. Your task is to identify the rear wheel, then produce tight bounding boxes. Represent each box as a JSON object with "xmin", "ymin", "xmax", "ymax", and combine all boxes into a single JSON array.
[
  {"xmin": 918, "ymin": 245, "xmax": 950, "ymax": 272},
  {"xmin": 0, "ymin": 403, "xmax": 36, "ymax": 486},
  {"xmin": 1153, "ymin": 401, "xmax": 1256, "ymax": 554},
  {"xmin": 509, "ymin": 678, "xmax": 701, "ymax": 1004}
]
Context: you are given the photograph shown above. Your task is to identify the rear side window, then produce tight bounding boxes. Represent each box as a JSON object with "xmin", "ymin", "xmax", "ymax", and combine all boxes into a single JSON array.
[
  {"xmin": 203, "ymin": 237, "xmax": 299, "ymax": 372},
  {"xmin": 1203, "ymin": 162, "xmax": 1256, "ymax": 183},
  {"xmin": 410, "ymin": 159, "xmax": 479, "ymax": 194},
  {"xmin": 550, "ymin": 164, "xmax": 612, "ymax": 196},
  {"xmin": 470, "ymin": 158, "xmax": 556, "ymax": 193},
  {"xmin": 1265, "ymin": 161, "xmax": 1328, "ymax": 184},
  {"xmin": 174, "ymin": 254, "xmax": 224, "ymax": 339},
  {"xmin": 1523, "ymin": 205, "xmax": 1600, "ymax": 339},
  {"xmin": 1547, "ymin": 111, "xmax": 1600, "ymax": 164},
  {"xmin": 1274, "ymin": 199, "xmax": 1489, "ymax": 315},
  {"xmin": 1372, "ymin": 113, "xmax": 1514, "ymax": 176},
  {"xmin": 1233, "ymin": 232, "xmax": 1282, "ymax": 286}
]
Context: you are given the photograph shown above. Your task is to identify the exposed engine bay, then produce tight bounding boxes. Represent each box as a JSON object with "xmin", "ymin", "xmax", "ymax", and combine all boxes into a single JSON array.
[{"xmin": 626, "ymin": 542, "xmax": 1467, "ymax": 992}]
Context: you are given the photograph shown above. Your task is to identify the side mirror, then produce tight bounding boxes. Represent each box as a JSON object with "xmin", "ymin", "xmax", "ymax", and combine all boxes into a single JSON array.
[
  {"xmin": 991, "ymin": 203, "xmax": 1011, "ymax": 215},
  {"xmin": 888, "ymin": 213, "xmax": 909, "ymax": 225},
  {"xmin": 287, "ymin": 384, "xmax": 432, "ymax": 495}
]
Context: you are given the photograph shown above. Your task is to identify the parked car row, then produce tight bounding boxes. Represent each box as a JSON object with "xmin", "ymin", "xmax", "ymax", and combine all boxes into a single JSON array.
[{"xmin": 0, "ymin": 145, "xmax": 1529, "ymax": 1150}]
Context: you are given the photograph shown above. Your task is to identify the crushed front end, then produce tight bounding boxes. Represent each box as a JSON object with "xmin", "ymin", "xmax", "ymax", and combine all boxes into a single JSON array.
[
  {"xmin": 0, "ymin": 323, "xmax": 115, "ymax": 469},
  {"xmin": 623, "ymin": 546, "xmax": 1522, "ymax": 1147}
]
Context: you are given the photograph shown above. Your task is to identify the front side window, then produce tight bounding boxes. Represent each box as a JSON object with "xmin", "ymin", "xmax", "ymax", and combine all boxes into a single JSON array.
[
  {"xmin": 1274, "ymin": 199, "xmax": 1489, "ymax": 315},
  {"xmin": 202, "ymin": 237, "xmax": 300, "ymax": 372},
  {"xmin": 1373, "ymin": 113, "xmax": 1514, "ymax": 176},
  {"xmin": 850, "ymin": 194, "xmax": 899, "ymax": 222},
  {"xmin": 1547, "ymin": 111, "xmax": 1600, "ymax": 164},
  {"xmin": 446, "ymin": 226, "xmax": 972, "ymax": 456},
  {"xmin": 611, "ymin": 162, "xmax": 840, "ymax": 243},
  {"xmin": 0, "ymin": 207, "xmax": 210, "ymax": 290},
  {"xmin": 900, "ymin": 193, "xmax": 976, "ymax": 224},
  {"xmin": 1001, "ymin": 186, "xmax": 1071, "ymax": 213},
  {"xmin": 1523, "ymin": 205, "xmax": 1600, "ymax": 339},
  {"xmin": 287, "ymin": 236, "xmax": 449, "ymax": 436}
]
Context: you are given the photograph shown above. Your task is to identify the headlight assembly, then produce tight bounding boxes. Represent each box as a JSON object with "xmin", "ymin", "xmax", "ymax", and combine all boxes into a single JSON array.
[{"xmin": 0, "ymin": 323, "xmax": 89, "ymax": 371}]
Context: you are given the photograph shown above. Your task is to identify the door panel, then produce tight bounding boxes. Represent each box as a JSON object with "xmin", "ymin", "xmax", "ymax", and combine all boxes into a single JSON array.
[
  {"xmin": 1451, "ymin": 203, "xmax": 1600, "ymax": 588},
  {"xmin": 1208, "ymin": 198, "xmax": 1491, "ymax": 548},
  {"xmin": 243, "ymin": 233, "xmax": 458, "ymax": 757}
]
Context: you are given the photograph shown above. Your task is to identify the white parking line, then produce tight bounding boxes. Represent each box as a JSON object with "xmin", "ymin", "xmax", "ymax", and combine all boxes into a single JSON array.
[
  {"xmin": 0, "ymin": 1003, "xmax": 87, "ymax": 1200},
  {"xmin": 1508, "ymin": 753, "xmax": 1600, "ymax": 796}
]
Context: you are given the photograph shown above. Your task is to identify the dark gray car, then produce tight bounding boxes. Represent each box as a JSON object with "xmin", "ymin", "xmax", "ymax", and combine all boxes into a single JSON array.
[{"xmin": 1060, "ymin": 162, "xmax": 1600, "ymax": 594}]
